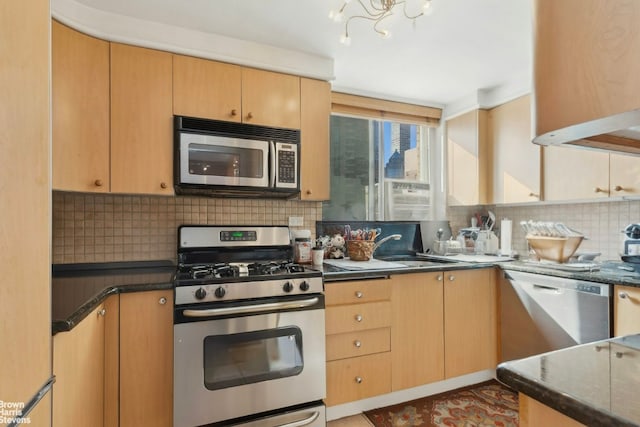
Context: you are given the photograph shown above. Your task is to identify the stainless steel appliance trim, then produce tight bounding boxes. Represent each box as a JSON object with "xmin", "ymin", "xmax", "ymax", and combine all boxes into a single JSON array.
[
  {"xmin": 229, "ymin": 404, "xmax": 325, "ymax": 427},
  {"xmin": 182, "ymin": 297, "xmax": 320, "ymax": 318},
  {"xmin": 504, "ymin": 270, "xmax": 611, "ymax": 296},
  {"xmin": 179, "ymin": 225, "xmax": 291, "ymax": 248},
  {"xmin": 276, "ymin": 411, "xmax": 318, "ymax": 427}
]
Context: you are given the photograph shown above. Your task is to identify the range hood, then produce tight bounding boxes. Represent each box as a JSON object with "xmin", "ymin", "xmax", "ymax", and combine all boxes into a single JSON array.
[{"xmin": 533, "ymin": 109, "xmax": 640, "ymax": 156}]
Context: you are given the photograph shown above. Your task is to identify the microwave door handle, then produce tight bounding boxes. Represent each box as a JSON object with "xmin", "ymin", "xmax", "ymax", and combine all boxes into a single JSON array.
[{"xmin": 269, "ymin": 140, "xmax": 276, "ymax": 187}]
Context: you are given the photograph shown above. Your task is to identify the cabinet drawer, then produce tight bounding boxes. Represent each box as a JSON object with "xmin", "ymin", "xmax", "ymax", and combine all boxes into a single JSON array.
[
  {"xmin": 326, "ymin": 301, "xmax": 391, "ymax": 335},
  {"xmin": 326, "ymin": 352, "xmax": 391, "ymax": 406},
  {"xmin": 325, "ymin": 279, "xmax": 391, "ymax": 306},
  {"xmin": 326, "ymin": 327, "xmax": 391, "ymax": 361}
]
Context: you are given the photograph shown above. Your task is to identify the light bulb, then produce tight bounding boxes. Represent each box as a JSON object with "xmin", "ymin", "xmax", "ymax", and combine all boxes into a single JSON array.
[
  {"xmin": 333, "ymin": 11, "xmax": 344, "ymax": 22},
  {"xmin": 380, "ymin": 29, "xmax": 392, "ymax": 39},
  {"xmin": 340, "ymin": 33, "xmax": 352, "ymax": 46},
  {"xmin": 423, "ymin": 0, "xmax": 433, "ymax": 15}
]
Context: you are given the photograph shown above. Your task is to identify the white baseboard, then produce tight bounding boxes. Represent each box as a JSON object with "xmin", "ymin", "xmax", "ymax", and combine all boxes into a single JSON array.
[{"xmin": 326, "ymin": 369, "xmax": 496, "ymax": 422}]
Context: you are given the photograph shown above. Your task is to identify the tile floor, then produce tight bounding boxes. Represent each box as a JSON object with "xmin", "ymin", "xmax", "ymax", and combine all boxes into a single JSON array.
[{"xmin": 327, "ymin": 414, "xmax": 374, "ymax": 426}]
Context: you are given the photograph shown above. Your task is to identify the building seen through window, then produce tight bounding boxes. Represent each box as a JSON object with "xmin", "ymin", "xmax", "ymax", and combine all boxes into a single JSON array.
[{"xmin": 323, "ymin": 115, "xmax": 433, "ymax": 221}]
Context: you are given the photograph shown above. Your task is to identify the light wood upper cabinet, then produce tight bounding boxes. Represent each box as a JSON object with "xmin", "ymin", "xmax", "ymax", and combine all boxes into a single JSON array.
[
  {"xmin": 52, "ymin": 20, "xmax": 110, "ymax": 192},
  {"xmin": 110, "ymin": 43, "xmax": 174, "ymax": 195},
  {"xmin": 300, "ymin": 78, "xmax": 330, "ymax": 200},
  {"xmin": 173, "ymin": 54, "xmax": 242, "ymax": 122},
  {"xmin": 534, "ymin": 0, "xmax": 640, "ymax": 139},
  {"xmin": 447, "ymin": 109, "xmax": 489, "ymax": 206},
  {"xmin": 120, "ymin": 290, "xmax": 173, "ymax": 427},
  {"xmin": 391, "ymin": 272, "xmax": 444, "ymax": 391},
  {"xmin": 614, "ymin": 284, "xmax": 640, "ymax": 336},
  {"xmin": 487, "ymin": 95, "xmax": 540, "ymax": 203},
  {"xmin": 544, "ymin": 146, "xmax": 640, "ymax": 200},
  {"xmin": 53, "ymin": 304, "xmax": 106, "ymax": 427},
  {"xmin": 444, "ymin": 268, "xmax": 497, "ymax": 378},
  {"xmin": 241, "ymin": 68, "xmax": 300, "ymax": 129}
]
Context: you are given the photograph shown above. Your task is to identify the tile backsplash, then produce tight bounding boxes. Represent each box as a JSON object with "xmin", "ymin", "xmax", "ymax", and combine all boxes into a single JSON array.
[
  {"xmin": 52, "ymin": 191, "xmax": 321, "ymax": 264},
  {"xmin": 448, "ymin": 200, "xmax": 640, "ymax": 261},
  {"xmin": 54, "ymin": 191, "xmax": 640, "ymax": 264}
]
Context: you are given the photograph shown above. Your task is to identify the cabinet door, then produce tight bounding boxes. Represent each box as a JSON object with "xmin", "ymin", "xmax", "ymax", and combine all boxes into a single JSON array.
[
  {"xmin": 104, "ymin": 295, "xmax": 120, "ymax": 427},
  {"xmin": 52, "ymin": 20, "xmax": 110, "ymax": 192},
  {"xmin": 391, "ymin": 273, "xmax": 444, "ymax": 390},
  {"xmin": 111, "ymin": 43, "xmax": 173, "ymax": 195},
  {"xmin": 53, "ymin": 303, "xmax": 106, "ymax": 427},
  {"xmin": 614, "ymin": 284, "xmax": 640, "ymax": 336},
  {"xmin": 534, "ymin": 0, "xmax": 640, "ymax": 137},
  {"xmin": 519, "ymin": 394, "xmax": 585, "ymax": 427},
  {"xmin": 488, "ymin": 95, "xmax": 540, "ymax": 203},
  {"xmin": 610, "ymin": 154, "xmax": 640, "ymax": 197},
  {"xmin": 241, "ymin": 68, "xmax": 300, "ymax": 129},
  {"xmin": 173, "ymin": 54, "xmax": 242, "ymax": 122},
  {"xmin": 543, "ymin": 145, "xmax": 609, "ymax": 201},
  {"xmin": 444, "ymin": 269, "xmax": 497, "ymax": 378},
  {"xmin": 300, "ymin": 78, "xmax": 330, "ymax": 200},
  {"xmin": 120, "ymin": 290, "xmax": 173, "ymax": 427},
  {"xmin": 447, "ymin": 109, "xmax": 489, "ymax": 206}
]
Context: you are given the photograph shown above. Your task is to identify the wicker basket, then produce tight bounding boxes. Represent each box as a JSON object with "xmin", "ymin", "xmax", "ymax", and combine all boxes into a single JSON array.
[{"xmin": 346, "ymin": 240, "xmax": 376, "ymax": 261}]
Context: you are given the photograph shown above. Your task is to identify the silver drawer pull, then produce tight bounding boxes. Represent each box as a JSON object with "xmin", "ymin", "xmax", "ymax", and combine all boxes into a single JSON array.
[
  {"xmin": 619, "ymin": 292, "xmax": 629, "ymax": 299},
  {"xmin": 355, "ymin": 314, "xmax": 363, "ymax": 322},
  {"xmin": 448, "ymin": 275, "xmax": 455, "ymax": 281},
  {"xmin": 278, "ymin": 411, "xmax": 320, "ymax": 427},
  {"xmin": 436, "ymin": 275, "xmax": 443, "ymax": 281},
  {"xmin": 355, "ymin": 376, "xmax": 363, "ymax": 384},
  {"xmin": 355, "ymin": 291, "xmax": 363, "ymax": 298},
  {"xmin": 159, "ymin": 297, "xmax": 167, "ymax": 305},
  {"xmin": 354, "ymin": 340, "xmax": 362, "ymax": 348},
  {"xmin": 98, "ymin": 309, "xmax": 106, "ymax": 317}
]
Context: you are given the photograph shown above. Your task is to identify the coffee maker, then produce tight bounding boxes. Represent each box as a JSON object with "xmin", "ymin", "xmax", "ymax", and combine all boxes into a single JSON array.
[{"xmin": 622, "ymin": 223, "xmax": 640, "ymax": 263}]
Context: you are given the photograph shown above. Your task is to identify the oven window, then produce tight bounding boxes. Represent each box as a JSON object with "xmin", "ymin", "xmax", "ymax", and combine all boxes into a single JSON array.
[
  {"xmin": 203, "ymin": 327, "xmax": 303, "ymax": 390},
  {"xmin": 188, "ymin": 143, "xmax": 264, "ymax": 178}
]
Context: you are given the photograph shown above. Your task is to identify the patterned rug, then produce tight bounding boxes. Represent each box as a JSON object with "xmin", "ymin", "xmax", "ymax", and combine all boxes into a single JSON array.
[{"xmin": 364, "ymin": 380, "xmax": 518, "ymax": 427}]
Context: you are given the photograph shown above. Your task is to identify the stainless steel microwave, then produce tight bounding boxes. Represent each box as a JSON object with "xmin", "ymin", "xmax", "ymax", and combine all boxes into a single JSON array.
[{"xmin": 174, "ymin": 116, "xmax": 300, "ymax": 198}]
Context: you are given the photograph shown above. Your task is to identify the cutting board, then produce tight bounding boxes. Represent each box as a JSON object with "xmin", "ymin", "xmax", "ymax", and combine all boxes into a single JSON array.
[{"xmin": 323, "ymin": 258, "xmax": 407, "ymax": 270}]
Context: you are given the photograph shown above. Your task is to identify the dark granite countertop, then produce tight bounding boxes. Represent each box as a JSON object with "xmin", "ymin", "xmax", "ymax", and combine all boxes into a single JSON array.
[
  {"xmin": 52, "ymin": 260, "xmax": 175, "ymax": 335},
  {"xmin": 497, "ymin": 334, "xmax": 640, "ymax": 427}
]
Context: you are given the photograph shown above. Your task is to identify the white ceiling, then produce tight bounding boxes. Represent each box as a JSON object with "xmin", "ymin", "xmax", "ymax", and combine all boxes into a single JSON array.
[{"xmin": 67, "ymin": 0, "xmax": 533, "ymax": 109}]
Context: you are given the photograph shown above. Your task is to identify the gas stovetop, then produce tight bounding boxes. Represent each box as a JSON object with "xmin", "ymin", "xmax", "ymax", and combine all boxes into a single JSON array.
[{"xmin": 174, "ymin": 225, "xmax": 323, "ymax": 305}]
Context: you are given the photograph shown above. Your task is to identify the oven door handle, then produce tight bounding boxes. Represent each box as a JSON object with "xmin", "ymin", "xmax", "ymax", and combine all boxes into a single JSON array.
[
  {"xmin": 182, "ymin": 297, "xmax": 320, "ymax": 318},
  {"xmin": 277, "ymin": 410, "xmax": 320, "ymax": 427}
]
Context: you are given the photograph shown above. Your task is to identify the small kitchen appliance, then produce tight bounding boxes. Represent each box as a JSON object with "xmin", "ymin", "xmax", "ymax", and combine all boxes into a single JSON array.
[
  {"xmin": 174, "ymin": 116, "xmax": 300, "ymax": 198},
  {"xmin": 173, "ymin": 225, "xmax": 325, "ymax": 427},
  {"xmin": 622, "ymin": 223, "xmax": 640, "ymax": 263}
]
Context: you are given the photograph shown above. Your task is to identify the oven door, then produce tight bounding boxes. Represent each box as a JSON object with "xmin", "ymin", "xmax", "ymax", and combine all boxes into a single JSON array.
[
  {"xmin": 173, "ymin": 296, "xmax": 326, "ymax": 427},
  {"xmin": 179, "ymin": 132, "xmax": 270, "ymax": 188}
]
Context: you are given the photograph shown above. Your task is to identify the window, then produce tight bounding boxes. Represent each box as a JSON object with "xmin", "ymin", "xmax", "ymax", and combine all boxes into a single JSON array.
[{"xmin": 323, "ymin": 114, "xmax": 436, "ymax": 221}]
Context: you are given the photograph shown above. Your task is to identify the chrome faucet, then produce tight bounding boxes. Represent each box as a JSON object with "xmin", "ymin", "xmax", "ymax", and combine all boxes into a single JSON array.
[{"xmin": 372, "ymin": 234, "xmax": 402, "ymax": 254}]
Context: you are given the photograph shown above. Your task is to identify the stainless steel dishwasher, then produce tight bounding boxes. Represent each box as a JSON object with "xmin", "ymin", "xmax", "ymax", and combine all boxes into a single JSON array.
[{"xmin": 500, "ymin": 270, "xmax": 611, "ymax": 362}]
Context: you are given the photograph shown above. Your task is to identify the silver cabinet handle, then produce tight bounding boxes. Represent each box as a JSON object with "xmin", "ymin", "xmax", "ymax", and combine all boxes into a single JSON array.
[
  {"xmin": 355, "ymin": 376, "xmax": 363, "ymax": 384},
  {"xmin": 436, "ymin": 275, "xmax": 443, "ymax": 281},
  {"xmin": 355, "ymin": 291, "xmax": 363, "ymax": 298},
  {"xmin": 159, "ymin": 297, "xmax": 167, "ymax": 305},
  {"xmin": 98, "ymin": 309, "xmax": 106, "ymax": 316},
  {"xmin": 354, "ymin": 340, "xmax": 362, "ymax": 348},
  {"xmin": 619, "ymin": 292, "xmax": 629, "ymax": 299},
  {"xmin": 355, "ymin": 314, "xmax": 363, "ymax": 322},
  {"xmin": 448, "ymin": 275, "xmax": 455, "ymax": 281},
  {"xmin": 277, "ymin": 411, "xmax": 320, "ymax": 427},
  {"xmin": 183, "ymin": 297, "xmax": 319, "ymax": 318}
]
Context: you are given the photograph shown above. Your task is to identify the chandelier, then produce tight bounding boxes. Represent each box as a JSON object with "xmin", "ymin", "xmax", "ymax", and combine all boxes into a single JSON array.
[{"xmin": 329, "ymin": 0, "xmax": 434, "ymax": 45}]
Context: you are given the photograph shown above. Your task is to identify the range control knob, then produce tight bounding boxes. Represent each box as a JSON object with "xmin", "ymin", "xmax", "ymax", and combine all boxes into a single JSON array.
[
  {"xmin": 299, "ymin": 281, "xmax": 310, "ymax": 291},
  {"xmin": 194, "ymin": 288, "xmax": 207, "ymax": 300},
  {"xmin": 283, "ymin": 282, "xmax": 294, "ymax": 293},
  {"xmin": 214, "ymin": 287, "xmax": 226, "ymax": 298}
]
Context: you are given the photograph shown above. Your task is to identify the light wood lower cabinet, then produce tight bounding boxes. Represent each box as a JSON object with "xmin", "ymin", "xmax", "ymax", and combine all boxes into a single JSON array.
[
  {"xmin": 614, "ymin": 284, "xmax": 640, "ymax": 336},
  {"xmin": 391, "ymin": 272, "xmax": 445, "ymax": 390},
  {"xmin": 519, "ymin": 393, "xmax": 585, "ymax": 427},
  {"xmin": 120, "ymin": 290, "xmax": 173, "ymax": 427},
  {"xmin": 444, "ymin": 268, "xmax": 498, "ymax": 378},
  {"xmin": 325, "ymin": 278, "xmax": 392, "ymax": 406},
  {"xmin": 53, "ymin": 303, "xmax": 107, "ymax": 427}
]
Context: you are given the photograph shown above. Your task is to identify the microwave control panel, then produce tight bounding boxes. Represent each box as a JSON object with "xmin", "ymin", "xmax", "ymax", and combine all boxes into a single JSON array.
[{"xmin": 275, "ymin": 143, "xmax": 298, "ymax": 188}]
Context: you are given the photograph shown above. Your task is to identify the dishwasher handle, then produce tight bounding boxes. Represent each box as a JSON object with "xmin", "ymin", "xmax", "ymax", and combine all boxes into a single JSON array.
[{"xmin": 532, "ymin": 284, "xmax": 562, "ymax": 293}]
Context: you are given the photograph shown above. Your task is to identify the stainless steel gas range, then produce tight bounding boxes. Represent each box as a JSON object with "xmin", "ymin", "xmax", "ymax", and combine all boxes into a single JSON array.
[{"xmin": 173, "ymin": 225, "xmax": 326, "ymax": 427}]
